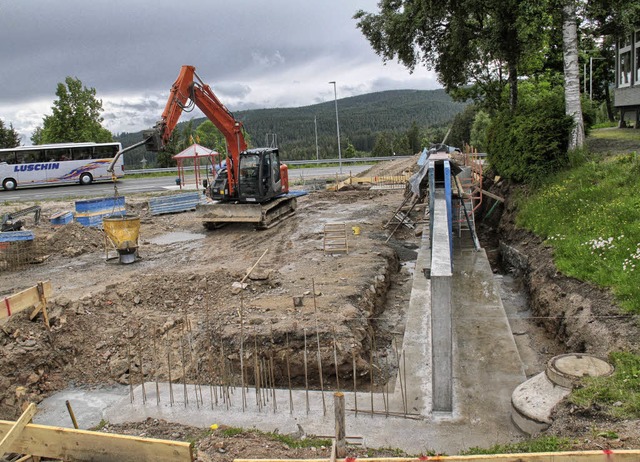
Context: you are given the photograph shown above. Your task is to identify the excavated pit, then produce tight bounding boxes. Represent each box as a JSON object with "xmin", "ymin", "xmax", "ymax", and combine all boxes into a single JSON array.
[{"xmin": 0, "ymin": 186, "xmax": 420, "ymax": 420}]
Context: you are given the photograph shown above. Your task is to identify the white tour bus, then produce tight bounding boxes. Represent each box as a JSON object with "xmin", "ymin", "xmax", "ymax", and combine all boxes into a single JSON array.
[{"xmin": 0, "ymin": 142, "xmax": 124, "ymax": 191}]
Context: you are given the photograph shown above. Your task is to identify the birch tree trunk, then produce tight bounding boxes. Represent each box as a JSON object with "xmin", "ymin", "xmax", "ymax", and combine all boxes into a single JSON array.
[{"xmin": 563, "ymin": 1, "xmax": 585, "ymax": 149}]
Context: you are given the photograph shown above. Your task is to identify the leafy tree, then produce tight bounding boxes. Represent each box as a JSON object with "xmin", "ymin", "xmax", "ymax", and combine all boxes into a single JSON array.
[
  {"xmin": 344, "ymin": 141, "xmax": 357, "ymax": 158},
  {"xmin": 372, "ymin": 132, "xmax": 394, "ymax": 157},
  {"xmin": 195, "ymin": 120, "xmax": 226, "ymax": 153},
  {"xmin": 354, "ymin": 0, "xmax": 551, "ymax": 110},
  {"xmin": 0, "ymin": 119, "xmax": 20, "ymax": 148},
  {"xmin": 470, "ymin": 111, "xmax": 492, "ymax": 152},
  {"xmin": 33, "ymin": 77, "xmax": 112, "ymax": 144},
  {"xmin": 487, "ymin": 82, "xmax": 573, "ymax": 183}
]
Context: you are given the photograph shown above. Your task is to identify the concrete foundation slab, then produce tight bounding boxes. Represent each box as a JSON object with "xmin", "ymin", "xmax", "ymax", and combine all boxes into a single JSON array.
[{"xmin": 35, "ymin": 221, "xmax": 528, "ymax": 455}]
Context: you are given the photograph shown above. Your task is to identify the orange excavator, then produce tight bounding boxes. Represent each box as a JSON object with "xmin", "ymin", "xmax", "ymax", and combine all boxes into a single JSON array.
[{"xmin": 144, "ymin": 65, "xmax": 298, "ymax": 229}]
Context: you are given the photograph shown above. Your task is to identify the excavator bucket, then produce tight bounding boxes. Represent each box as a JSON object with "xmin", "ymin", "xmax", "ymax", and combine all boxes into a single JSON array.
[{"xmin": 142, "ymin": 129, "xmax": 162, "ymax": 152}]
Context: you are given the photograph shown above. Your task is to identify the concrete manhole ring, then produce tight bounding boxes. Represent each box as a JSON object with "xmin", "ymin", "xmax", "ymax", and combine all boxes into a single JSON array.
[{"xmin": 546, "ymin": 353, "xmax": 614, "ymax": 389}]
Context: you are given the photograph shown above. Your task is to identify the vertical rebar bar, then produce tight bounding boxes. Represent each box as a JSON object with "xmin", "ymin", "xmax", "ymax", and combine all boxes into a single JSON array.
[
  {"xmin": 240, "ymin": 292, "xmax": 246, "ymax": 412},
  {"xmin": 303, "ymin": 328, "xmax": 309, "ymax": 415},
  {"xmin": 138, "ymin": 327, "xmax": 146, "ymax": 405},
  {"xmin": 312, "ymin": 279, "xmax": 326, "ymax": 416},
  {"xmin": 332, "ymin": 328, "xmax": 340, "ymax": 390},
  {"xmin": 286, "ymin": 332, "xmax": 293, "ymax": 414},
  {"xmin": 167, "ymin": 334, "xmax": 174, "ymax": 406},
  {"xmin": 153, "ymin": 329, "xmax": 160, "ymax": 405},
  {"xmin": 127, "ymin": 333, "xmax": 134, "ymax": 404},
  {"xmin": 352, "ymin": 347, "xmax": 358, "ymax": 417},
  {"xmin": 180, "ymin": 337, "xmax": 188, "ymax": 407}
]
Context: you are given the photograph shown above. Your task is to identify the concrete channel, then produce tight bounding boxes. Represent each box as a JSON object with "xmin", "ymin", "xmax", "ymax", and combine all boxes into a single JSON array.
[{"xmin": 35, "ymin": 205, "xmax": 528, "ymax": 455}]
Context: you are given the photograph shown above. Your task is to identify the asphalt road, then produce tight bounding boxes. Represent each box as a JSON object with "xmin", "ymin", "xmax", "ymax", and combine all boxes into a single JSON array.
[{"xmin": 1, "ymin": 165, "xmax": 372, "ymax": 202}]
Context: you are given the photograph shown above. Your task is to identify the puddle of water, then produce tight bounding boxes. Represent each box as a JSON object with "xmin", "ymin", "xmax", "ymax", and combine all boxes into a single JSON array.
[{"xmin": 149, "ymin": 232, "xmax": 206, "ymax": 245}]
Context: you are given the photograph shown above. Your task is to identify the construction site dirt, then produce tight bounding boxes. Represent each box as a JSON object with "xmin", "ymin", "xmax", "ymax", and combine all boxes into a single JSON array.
[{"xmin": 1, "ymin": 156, "xmax": 639, "ymax": 458}]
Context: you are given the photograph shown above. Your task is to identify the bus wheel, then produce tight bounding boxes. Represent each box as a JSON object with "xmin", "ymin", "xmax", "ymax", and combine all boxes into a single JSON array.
[
  {"xmin": 2, "ymin": 178, "xmax": 17, "ymax": 191},
  {"xmin": 79, "ymin": 173, "xmax": 93, "ymax": 185}
]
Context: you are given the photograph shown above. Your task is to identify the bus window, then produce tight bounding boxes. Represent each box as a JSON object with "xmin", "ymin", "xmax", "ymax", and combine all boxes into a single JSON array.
[
  {"xmin": 47, "ymin": 148, "xmax": 72, "ymax": 161},
  {"xmin": 95, "ymin": 145, "xmax": 118, "ymax": 158},
  {"xmin": 16, "ymin": 150, "xmax": 46, "ymax": 164},
  {"xmin": 0, "ymin": 151, "xmax": 16, "ymax": 164},
  {"xmin": 72, "ymin": 146, "xmax": 93, "ymax": 160}
]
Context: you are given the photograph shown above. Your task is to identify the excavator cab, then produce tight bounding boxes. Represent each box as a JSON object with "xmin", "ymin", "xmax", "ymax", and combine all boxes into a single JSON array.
[
  {"xmin": 208, "ymin": 148, "xmax": 283, "ymax": 203},
  {"xmin": 237, "ymin": 148, "xmax": 282, "ymax": 203}
]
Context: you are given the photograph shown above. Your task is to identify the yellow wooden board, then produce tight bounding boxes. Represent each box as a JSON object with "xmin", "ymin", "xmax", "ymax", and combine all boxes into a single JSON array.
[
  {"xmin": 0, "ymin": 281, "xmax": 51, "ymax": 321},
  {"xmin": 0, "ymin": 420, "xmax": 193, "ymax": 462},
  {"xmin": 235, "ymin": 451, "xmax": 640, "ymax": 462},
  {"xmin": 0, "ymin": 403, "xmax": 37, "ymax": 454}
]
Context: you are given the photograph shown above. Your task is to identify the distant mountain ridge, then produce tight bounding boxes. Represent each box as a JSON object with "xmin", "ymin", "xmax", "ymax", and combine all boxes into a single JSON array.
[{"xmin": 115, "ymin": 88, "xmax": 465, "ymax": 167}]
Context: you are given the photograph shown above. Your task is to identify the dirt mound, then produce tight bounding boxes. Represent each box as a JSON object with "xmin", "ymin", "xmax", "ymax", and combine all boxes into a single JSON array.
[{"xmin": 45, "ymin": 221, "xmax": 104, "ymax": 258}]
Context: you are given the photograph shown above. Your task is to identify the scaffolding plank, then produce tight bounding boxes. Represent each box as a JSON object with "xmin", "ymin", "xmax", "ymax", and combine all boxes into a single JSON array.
[{"xmin": 0, "ymin": 421, "xmax": 193, "ymax": 462}]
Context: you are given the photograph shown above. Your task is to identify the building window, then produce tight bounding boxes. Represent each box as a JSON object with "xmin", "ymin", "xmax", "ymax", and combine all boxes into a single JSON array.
[{"xmin": 619, "ymin": 34, "xmax": 633, "ymax": 88}]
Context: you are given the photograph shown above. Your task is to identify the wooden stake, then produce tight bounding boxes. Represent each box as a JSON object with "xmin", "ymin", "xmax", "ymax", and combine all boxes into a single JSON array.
[
  {"xmin": 240, "ymin": 248, "xmax": 269, "ymax": 284},
  {"xmin": 36, "ymin": 282, "xmax": 50, "ymax": 330},
  {"xmin": 333, "ymin": 392, "xmax": 346, "ymax": 458},
  {"xmin": 64, "ymin": 400, "xmax": 79, "ymax": 429}
]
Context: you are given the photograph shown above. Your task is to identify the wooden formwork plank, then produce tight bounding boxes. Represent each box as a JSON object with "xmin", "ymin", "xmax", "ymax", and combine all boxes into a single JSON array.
[
  {"xmin": 0, "ymin": 281, "xmax": 52, "ymax": 321},
  {"xmin": 0, "ymin": 420, "xmax": 193, "ymax": 462},
  {"xmin": 235, "ymin": 451, "xmax": 640, "ymax": 462},
  {"xmin": 0, "ymin": 403, "xmax": 37, "ymax": 454}
]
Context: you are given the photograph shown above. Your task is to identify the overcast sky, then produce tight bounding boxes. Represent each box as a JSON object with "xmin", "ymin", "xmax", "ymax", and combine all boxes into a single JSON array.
[{"xmin": 0, "ymin": 0, "xmax": 439, "ymax": 144}]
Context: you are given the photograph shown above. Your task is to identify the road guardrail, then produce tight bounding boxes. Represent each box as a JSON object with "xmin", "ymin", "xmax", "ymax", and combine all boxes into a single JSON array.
[{"xmin": 125, "ymin": 156, "xmax": 412, "ymax": 175}]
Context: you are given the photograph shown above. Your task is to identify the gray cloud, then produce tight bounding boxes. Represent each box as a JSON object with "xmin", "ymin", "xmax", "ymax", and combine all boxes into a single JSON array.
[{"xmin": 0, "ymin": 0, "xmax": 439, "ymax": 142}]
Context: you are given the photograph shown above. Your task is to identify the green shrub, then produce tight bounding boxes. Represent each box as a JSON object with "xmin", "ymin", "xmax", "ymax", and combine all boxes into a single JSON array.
[{"xmin": 487, "ymin": 85, "xmax": 573, "ymax": 184}]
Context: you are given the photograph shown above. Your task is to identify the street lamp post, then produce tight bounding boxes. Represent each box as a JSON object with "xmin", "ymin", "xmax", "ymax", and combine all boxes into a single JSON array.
[{"xmin": 329, "ymin": 81, "xmax": 342, "ymax": 175}]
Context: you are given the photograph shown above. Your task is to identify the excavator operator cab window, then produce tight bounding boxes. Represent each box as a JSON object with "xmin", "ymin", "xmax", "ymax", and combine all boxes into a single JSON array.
[
  {"xmin": 262, "ymin": 154, "xmax": 271, "ymax": 192},
  {"xmin": 271, "ymin": 151, "xmax": 281, "ymax": 183}
]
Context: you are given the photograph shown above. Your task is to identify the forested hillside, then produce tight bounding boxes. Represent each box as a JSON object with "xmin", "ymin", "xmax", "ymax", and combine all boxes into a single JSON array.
[{"xmin": 115, "ymin": 89, "xmax": 465, "ymax": 168}]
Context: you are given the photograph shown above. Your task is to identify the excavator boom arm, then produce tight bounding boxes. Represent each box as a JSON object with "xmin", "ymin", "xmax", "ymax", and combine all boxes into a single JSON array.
[{"xmin": 157, "ymin": 65, "xmax": 247, "ymax": 196}]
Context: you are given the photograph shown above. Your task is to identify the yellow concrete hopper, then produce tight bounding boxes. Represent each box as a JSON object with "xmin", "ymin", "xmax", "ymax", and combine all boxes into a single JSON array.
[{"xmin": 103, "ymin": 214, "xmax": 140, "ymax": 264}]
